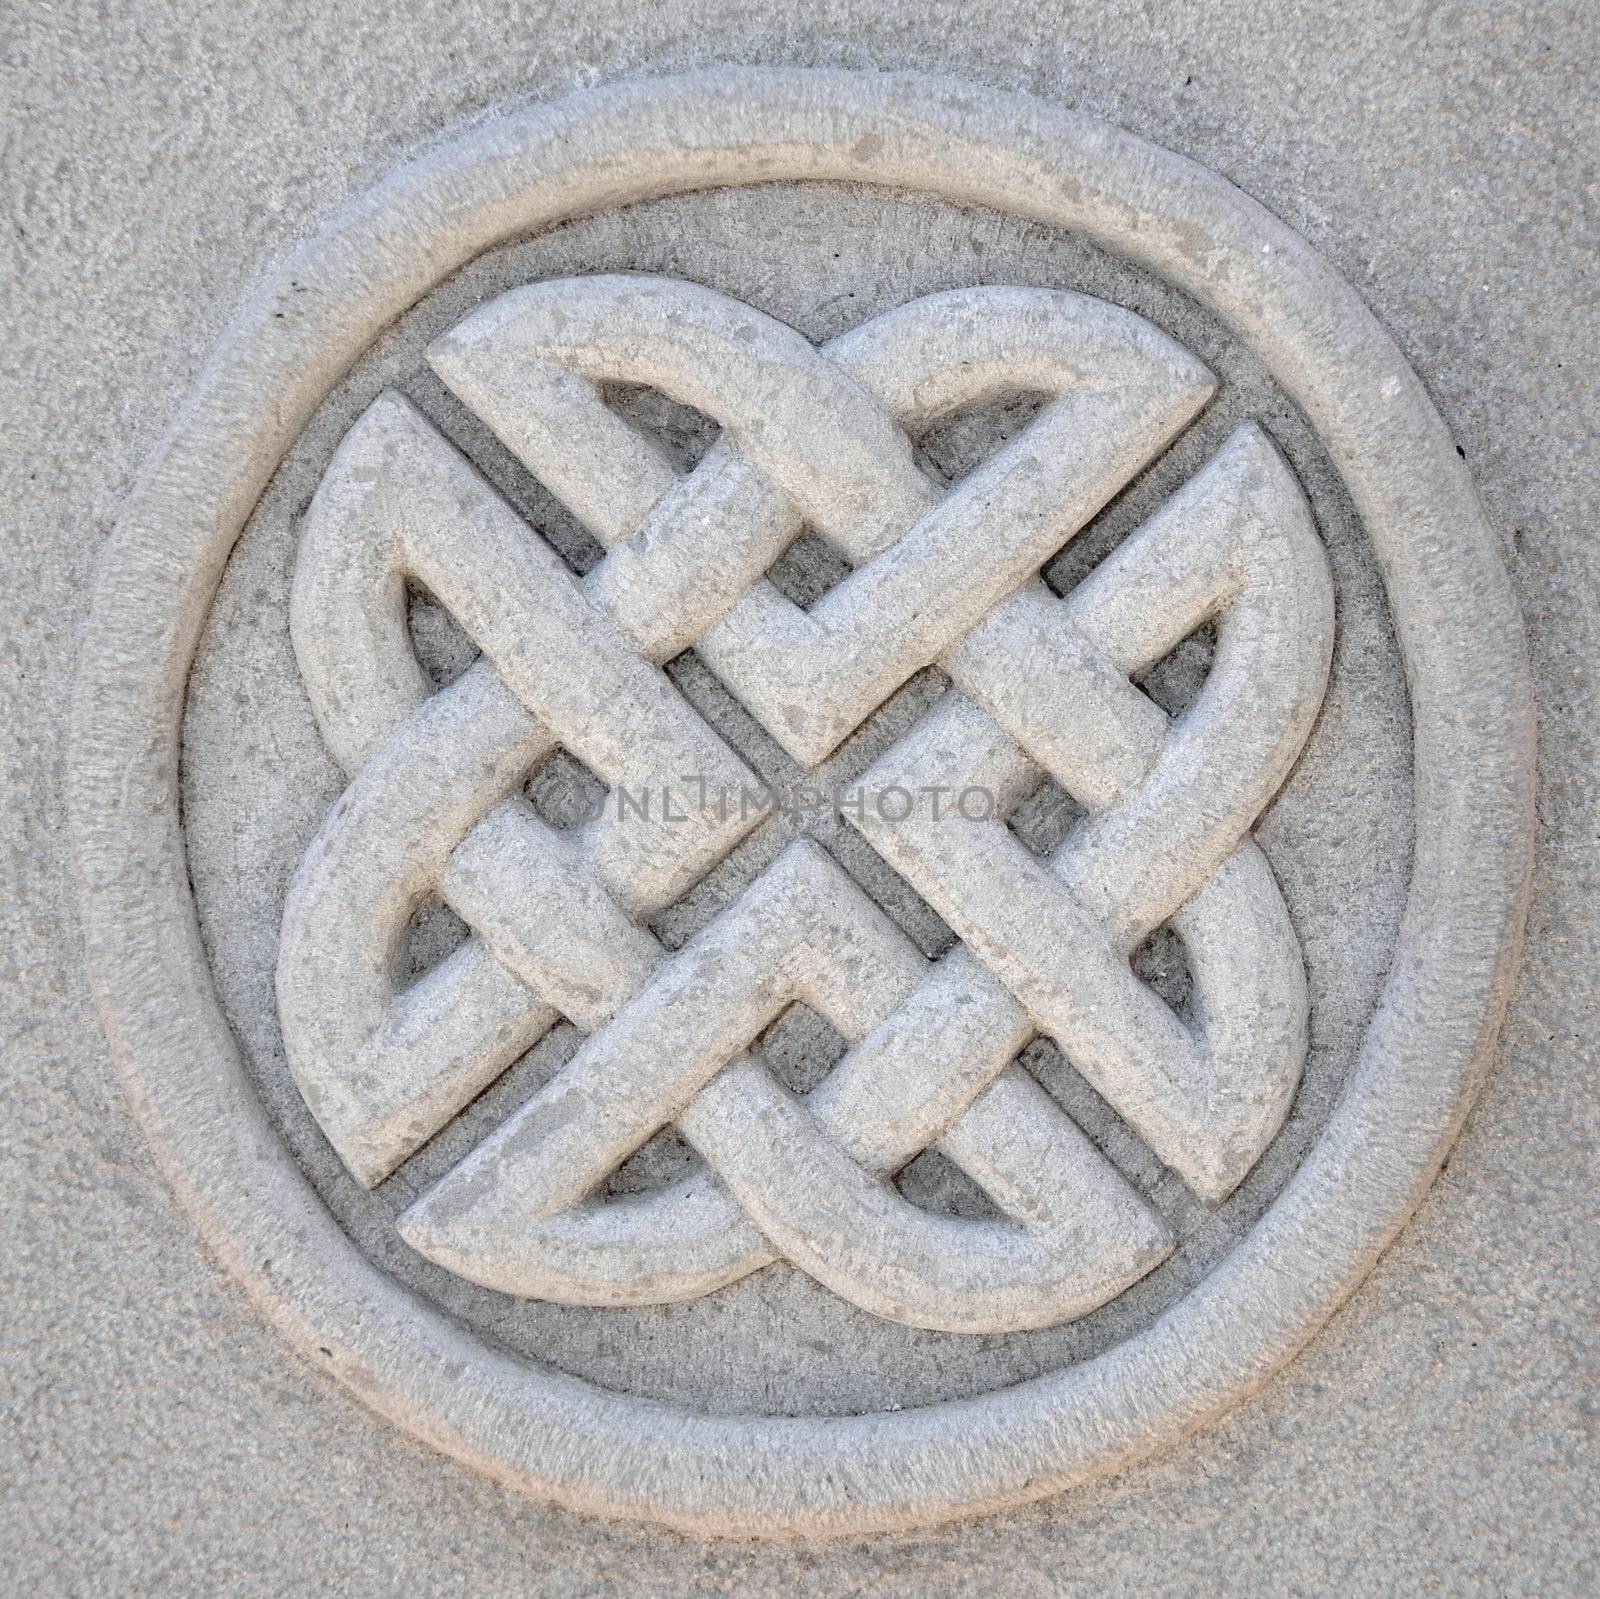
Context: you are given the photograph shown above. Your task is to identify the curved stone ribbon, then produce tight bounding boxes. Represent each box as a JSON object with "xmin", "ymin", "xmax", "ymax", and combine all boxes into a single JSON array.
[{"xmin": 279, "ymin": 273, "xmax": 1328, "ymax": 1330}]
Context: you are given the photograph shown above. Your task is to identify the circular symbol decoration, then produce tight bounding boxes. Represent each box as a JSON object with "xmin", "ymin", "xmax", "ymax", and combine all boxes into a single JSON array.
[{"xmin": 71, "ymin": 68, "xmax": 1534, "ymax": 1534}]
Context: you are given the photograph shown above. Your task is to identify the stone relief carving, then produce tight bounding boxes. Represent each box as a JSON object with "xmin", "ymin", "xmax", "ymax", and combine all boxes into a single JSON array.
[
  {"xmin": 278, "ymin": 278, "xmax": 1331, "ymax": 1332},
  {"xmin": 70, "ymin": 70, "xmax": 1534, "ymax": 1533}
]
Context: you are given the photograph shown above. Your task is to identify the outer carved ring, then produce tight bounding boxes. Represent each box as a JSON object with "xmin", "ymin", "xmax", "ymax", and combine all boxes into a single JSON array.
[{"xmin": 69, "ymin": 68, "xmax": 1535, "ymax": 1534}]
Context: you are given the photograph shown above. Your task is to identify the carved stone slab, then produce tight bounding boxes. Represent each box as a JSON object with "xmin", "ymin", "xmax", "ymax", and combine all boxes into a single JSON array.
[{"xmin": 69, "ymin": 68, "xmax": 1534, "ymax": 1534}]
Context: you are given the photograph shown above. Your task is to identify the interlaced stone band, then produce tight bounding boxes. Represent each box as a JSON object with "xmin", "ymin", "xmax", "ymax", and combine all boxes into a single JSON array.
[{"xmin": 277, "ymin": 277, "xmax": 1332, "ymax": 1333}]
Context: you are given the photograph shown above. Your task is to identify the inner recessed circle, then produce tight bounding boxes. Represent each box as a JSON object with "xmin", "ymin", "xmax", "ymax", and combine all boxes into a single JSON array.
[{"xmin": 184, "ymin": 183, "xmax": 1407, "ymax": 1416}]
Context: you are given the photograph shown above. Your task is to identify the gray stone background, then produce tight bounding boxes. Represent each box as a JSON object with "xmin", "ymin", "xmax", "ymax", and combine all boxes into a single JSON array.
[{"xmin": 3, "ymin": 1, "xmax": 1594, "ymax": 1593}]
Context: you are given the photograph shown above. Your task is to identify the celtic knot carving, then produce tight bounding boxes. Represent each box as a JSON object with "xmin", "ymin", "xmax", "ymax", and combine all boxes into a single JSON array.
[{"xmin": 277, "ymin": 274, "xmax": 1334, "ymax": 1334}]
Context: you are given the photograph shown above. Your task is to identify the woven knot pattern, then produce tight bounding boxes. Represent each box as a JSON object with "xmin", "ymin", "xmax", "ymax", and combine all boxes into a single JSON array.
[{"xmin": 278, "ymin": 276, "xmax": 1333, "ymax": 1333}]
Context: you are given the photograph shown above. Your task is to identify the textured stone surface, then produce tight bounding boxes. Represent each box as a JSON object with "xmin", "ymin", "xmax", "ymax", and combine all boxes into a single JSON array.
[
  {"xmin": 4, "ymin": 0, "xmax": 1595, "ymax": 1590},
  {"xmin": 72, "ymin": 61, "xmax": 1534, "ymax": 1528},
  {"xmin": 280, "ymin": 270, "xmax": 1321, "ymax": 1335},
  {"xmin": 184, "ymin": 182, "xmax": 1408, "ymax": 1425}
]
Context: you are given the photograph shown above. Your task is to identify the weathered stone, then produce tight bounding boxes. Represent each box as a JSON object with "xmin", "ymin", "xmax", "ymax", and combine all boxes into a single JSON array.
[{"xmin": 6, "ymin": 6, "xmax": 1594, "ymax": 1591}]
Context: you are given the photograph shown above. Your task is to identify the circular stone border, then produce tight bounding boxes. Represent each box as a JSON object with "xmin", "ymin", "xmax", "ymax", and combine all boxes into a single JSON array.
[{"xmin": 69, "ymin": 68, "xmax": 1535, "ymax": 1534}]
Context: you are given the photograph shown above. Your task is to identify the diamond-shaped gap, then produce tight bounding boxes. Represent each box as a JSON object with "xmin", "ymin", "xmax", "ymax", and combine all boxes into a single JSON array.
[
  {"xmin": 397, "ymin": 892, "xmax": 471, "ymax": 988},
  {"xmin": 1005, "ymin": 771, "xmax": 1086, "ymax": 859},
  {"xmin": 756, "ymin": 1002, "xmax": 849, "ymax": 1096},
  {"xmin": 1130, "ymin": 921, "xmax": 1196, "ymax": 1024},
  {"xmin": 406, "ymin": 581, "xmax": 479, "ymax": 689},
  {"xmin": 913, "ymin": 389, "xmax": 1049, "ymax": 488},
  {"xmin": 894, "ymin": 1147, "xmax": 1006, "ymax": 1222},
  {"xmin": 1133, "ymin": 620, "xmax": 1218, "ymax": 719},
  {"xmin": 764, "ymin": 528, "xmax": 855, "ymax": 610},
  {"xmin": 601, "ymin": 381, "xmax": 721, "ymax": 475},
  {"xmin": 524, "ymin": 746, "xmax": 608, "ymax": 833}
]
